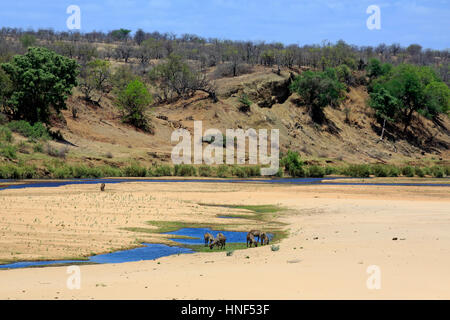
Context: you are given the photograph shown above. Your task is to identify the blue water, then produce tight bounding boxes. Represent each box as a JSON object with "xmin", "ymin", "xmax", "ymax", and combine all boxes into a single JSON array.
[
  {"xmin": 0, "ymin": 228, "xmax": 263, "ymax": 270},
  {"xmin": 0, "ymin": 177, "xmax": 448, "ymax": 191},
  {"xmin": 0, "ymin": 243, "xmax": 194, "ymax": 270},
  {"xmin": 165, "ymin": 228, "xmax": 250, "ymax": 245}
]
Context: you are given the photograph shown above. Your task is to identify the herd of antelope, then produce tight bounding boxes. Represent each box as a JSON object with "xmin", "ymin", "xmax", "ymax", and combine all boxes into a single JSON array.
[{"xmin": 204, "ymin": 229, "xmax": 270, "ymax": 250}]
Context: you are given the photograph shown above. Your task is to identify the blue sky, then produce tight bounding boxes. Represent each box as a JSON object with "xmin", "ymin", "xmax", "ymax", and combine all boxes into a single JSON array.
[{"xmin": 0, "ymin": 0, "xmax": 448, "ymax": 49}]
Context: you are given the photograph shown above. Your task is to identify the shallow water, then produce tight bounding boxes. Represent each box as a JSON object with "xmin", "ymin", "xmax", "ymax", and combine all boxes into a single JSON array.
[
  {"xmin": 165, "ymin": 228, "xmax": 251, "ymax": 245},
  {"xmin": 0, "ymin": 177, "xmax": 448, "ymax": 191},
  {"xmin": 0, "ymin": 228, "xmax": 260, "ymax": 270}
]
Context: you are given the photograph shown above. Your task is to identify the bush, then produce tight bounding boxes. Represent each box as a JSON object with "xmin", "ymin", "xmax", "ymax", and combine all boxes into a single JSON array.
[
  {"xmin": 0, "ymin": 144, "xmax": 17, "ymax": 159},
  {"xmin": 430, "ymin": 166, "xmax": 445, "ymax": 178},
  {"xmin": 174, "ymin": 164, "xmax": 197, "ymax": 177},
  {"xmin": 123, "ymin": 163, "xmax": 147, "ymax": 177},
  {"xmin": 414, "ymin": 167, "xmax": 425, "ymax": 177},
  {"xmin": 53, "ymin": 166, "xmax": 73, "ymax": 179},
  {"xmin": 387, "ymin": 166, "xmax": 400, "ymax": 177},
  {"xmin": 274, "ymin": 167, "xmax": 284, "ymax": 178},
  {"xmin": 401, "ymin": 166, "xmax": 415, "ymax": 177},
  {"xmin": 153, "ymin": 165, "xmax": 173, "ymax": 177},
  {"xmin": 307, "ymin": 165, "xmax": 325, "ymax": 178},
  {"xmin": 198, "ymin": 165, "xmax": 214, "ymax": 177},
  {"xmin": 7, "ymin": 121, "xmax": 50, "ymax": 141},
  {"xmin": 325, "ymin": 166, "xmax": 337, "ymax": 175},
  {"xmin": 371, "ymin": 164, "xmax": 389, "ymax": 177},
  {"xmin": 0, "ymin": 164, "xmax": 37, "ymax": 179},
  {"xmin": 445, "ymin": 166, "xmax": 450, "ymax": 177},
  {"xmin": 280, "ymin": 150, "xmax": 306, "ymax": 177},
  {"xmin": 100, "ymin": 166, "xmax": 122, "ymax": 178},
  {"xmin": 216, "ymin": 165, "xmax": 230, "ymax": 178},
  {"xmin": 246, "ymin": 166, "xmax": 261, "ymax": 177},
  {"xmin": 0, "ymin": 126, "xmax": 13, "ymax": 143},
  {"xmin": 343, "ymin": 164, "xmax": 371, "ymax": 177},
  {"xmin": 232, "ymin": 166, "xmax": 248, "ymax": 178}
]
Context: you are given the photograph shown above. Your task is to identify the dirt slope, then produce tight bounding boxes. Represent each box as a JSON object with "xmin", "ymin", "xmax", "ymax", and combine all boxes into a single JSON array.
[{"xmin": 46, "ymin": 67, "xmax": 449, "ymax": 168}]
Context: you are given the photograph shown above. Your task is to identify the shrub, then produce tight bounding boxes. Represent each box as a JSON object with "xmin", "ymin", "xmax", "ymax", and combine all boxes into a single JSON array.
[
  {"xmin": 307, "ymin": 165, "xmax": 325, "ymax": 178},
  {"xmin": 325, "ymin": 166, "xmax": 337, "ymax": 175},
  {"xmin": 0, "ymin": 164, "xmax": 37, "ymax": 179},
  {"xmin": 216, "ymin": 165, "xmax": 230, "ymax": 178},
  {"xmin": 123, "ymin": 163, "xmax": 147, "ymax": 177},
  {"xmin": 100, "ymin": 166, "xmax": 122, "ymax": 178},
  {"xmin": 445, "ymin": 166, "xmax": 450, "ymax": 177},
  {"xmin": 232, "ymin": 166, "xmax": 248, "ymax": 178},
  {"xmin": 430, "ymin": 166, "xmax": 445, "ymax": 178},
  {"xmin": 387, "ymin": 166, "xmax": 400, "ymax": 177},
  {"xmin": 72, "ymin": 165, "xmax": 89, "ymax": 178},
  {"xmin": 7, "ymin": 121, "xmax": 50, "ymax": 141},
  {"xmin": 414, "ymin": 167, "xmax": 425, "ymax": 177},
  {"xmin": 198, "ymin": 165, "xmax": 214, "ymax": 177},
  {"xmin": 246, "ymin": 166, "xmax": 261, "ymax": 177},
  {"xmin": 53, "ymin": 166, "xmax": 72, "ymax": 179},
  {"xmin": 343, "ymin": 164, "xmax": 371, "ymax": 177},
  {"xmin": 274, "ymin": 167, "xmax": 284, "ymax": 178},
  {"xmin": 0, "ymin": 144, "xmax": 17, "ymax": 159},
  {"xmin": 0, "ymin": 126, "xmax": 13, "ymax": 143},
  {"xmin": 401, "ymin": 166, "xmax": 415, "ymax": 177},
  {"xmin": 371, "ymin": 164, "xmax": 389, "ymax": 177},
  {"xmin": 153, "ymin": 165, "xmax": 173, "ymax": 177},
  {"xmin": 280, "ymin": 150, "xmax": 306, "ymax": 177},
  {"xmin": 174, "ymin": 164, "xmax": 197, "ymax": 177}
]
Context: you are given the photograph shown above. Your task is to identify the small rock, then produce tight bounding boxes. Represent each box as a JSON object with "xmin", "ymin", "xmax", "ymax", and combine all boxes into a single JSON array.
[{"xmin": 392, "ymin": 237, "xmax": 398, "ymax": 241}]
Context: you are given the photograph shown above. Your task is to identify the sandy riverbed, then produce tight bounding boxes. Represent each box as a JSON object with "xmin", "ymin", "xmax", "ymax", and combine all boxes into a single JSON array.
[{"xmin": 0, "ymin": 179, "xmax": 449, "ymax": 299}]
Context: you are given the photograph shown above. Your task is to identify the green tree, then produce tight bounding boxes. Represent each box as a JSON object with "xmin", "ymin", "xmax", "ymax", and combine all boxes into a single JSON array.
[
  {"xmin": 111, "ymin": 29, "xmax": 132, "ymax": 41},
  {"xmin": 424, "ymin": 81, "xmax": 449, "ymax": 116},
  {"xmin": 0, "ymin": 68, "xmax": 13, "ymax": 114},
  {"xmin": 115, "ymin": 79, "xmax": 153, "ymax": 132},
  {"xmin": 367, "ymin": 58, "xmax": 391, "ymax": 79},
  {"xmin": 369, "ymin": 64, "xmax": 448, "ymax": 132},
  {"xmin": 1, "ymin": 47, "xmax": 79, "ymax": 124},
  {"xmin": 290, "ymin": 69, "xmax": 345, "ymax": 122}
]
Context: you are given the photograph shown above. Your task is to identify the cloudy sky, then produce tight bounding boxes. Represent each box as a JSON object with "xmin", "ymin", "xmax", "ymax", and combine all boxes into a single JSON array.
[{"xmin": 0, "ymin": 0, "xmax": 448, "ymax": 49}]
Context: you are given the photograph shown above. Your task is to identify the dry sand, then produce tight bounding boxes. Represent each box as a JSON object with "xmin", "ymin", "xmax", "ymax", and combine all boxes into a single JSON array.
[{"xmin": 0, "ymin": 180, "xmax": 449, "ymax": 299}]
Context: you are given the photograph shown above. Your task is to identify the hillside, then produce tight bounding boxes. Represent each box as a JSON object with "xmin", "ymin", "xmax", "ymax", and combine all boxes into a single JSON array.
[{"xmin": 36, "ymin": 66, "xmax": 449, "ymax": 171}]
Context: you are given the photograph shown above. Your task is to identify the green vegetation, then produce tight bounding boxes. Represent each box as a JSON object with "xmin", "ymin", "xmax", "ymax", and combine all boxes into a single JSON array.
[
  {"xmin": 174, "ymin": 164, "xmax": 197, "ymax": 177},
  {"xmin": 0, "ymin": 160, "xmax": 448, "ymax": 180},
  {"xmin": 115, "ymin": 79, "xmax": 153, "ymax": 132},
  {"xmin": 1, "ymin": 47, "xmax": 78, "ymax": 124},
  {"xmin": 6, "ymin": 121, "xmax": 50, "ymax": 141},
  {"xmin": 369, "ymin": 61, "xmax": 449, "ymax": 133},
  {"xmin": 290, "ymin": 68, "xmax": 346, "ymax": 122}
]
